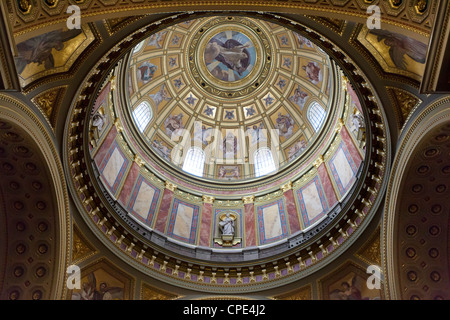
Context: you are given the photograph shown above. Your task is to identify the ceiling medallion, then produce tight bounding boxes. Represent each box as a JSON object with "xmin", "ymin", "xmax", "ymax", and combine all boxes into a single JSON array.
[{"xmin": 187, "ymin": 16, "xmax": 272, "ymax": 99}]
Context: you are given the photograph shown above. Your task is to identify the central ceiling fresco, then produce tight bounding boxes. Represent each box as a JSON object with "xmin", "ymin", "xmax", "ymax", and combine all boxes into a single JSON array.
[{"xmin": 125, "ymin": 16, "xmax": 334, "ymax": 181}]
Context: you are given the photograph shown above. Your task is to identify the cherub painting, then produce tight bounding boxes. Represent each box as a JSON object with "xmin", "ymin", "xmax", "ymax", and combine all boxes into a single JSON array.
[
  {"xmin": 146, "ymin": 31, "xmax": 167, "ymax": 49},
  {"xmin": 294, "ymin": 33, "xmax": 314, "ymax": 49},
  {"xmin": 217, "ymin": 165, "xmax": 240, "ymax": 180}
]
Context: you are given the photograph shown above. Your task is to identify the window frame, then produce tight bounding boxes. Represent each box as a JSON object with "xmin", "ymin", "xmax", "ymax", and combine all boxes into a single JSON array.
[
  {"xmin": 132, "ymin": 100, "xmax": 153, "ymax": 133},
  {"xmin": 182, "ymin": 147, "xmax": 206, "ymax": 177},
  {"xmin": 307, "ymin": 101, "xmax": 326, "ymax": 132}
]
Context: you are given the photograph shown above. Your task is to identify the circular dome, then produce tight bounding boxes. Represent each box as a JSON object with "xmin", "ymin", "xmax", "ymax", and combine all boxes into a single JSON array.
[
  {"xmin": 124, "ymin": 16, "xmax": 335, "ymax": 182},
  {"xmin": 72, "ymin": 12, "xmax": 383, "ymax": 293}
]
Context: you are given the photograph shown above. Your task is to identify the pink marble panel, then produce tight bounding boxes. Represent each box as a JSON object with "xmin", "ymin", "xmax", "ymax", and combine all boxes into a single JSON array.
[
  {"xmin": 154, "ymin": 188, "xmax": 173, "ymax": 233},
  {"xmin": 244, "ymin": 203, "xmax": 256, "ymax": 247},
  {"xmin": 284, "ymin": 189, "xmax": 301, "ymax": 234},
  {"xmin": 94, "ymin": 125, "xmax": 117, "ymax": 166},
  {"xmin": 118, "ymin": 162, "xmax": 140, "ymax": 206},
  {"xmin": 317, "ymin": 163, "xmax": 338, "ymax": 207},
  {"xmin": 199, "ymin": 203, "xmax": 212, "ymax": 246},
  {"xmin": 340, "ymin": 126, "xmax": 362, "ymax": 167}
]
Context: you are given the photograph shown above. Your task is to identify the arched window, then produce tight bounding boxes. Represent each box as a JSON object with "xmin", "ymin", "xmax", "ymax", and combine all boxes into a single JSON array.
[
  {"xmin": 254, "ymin": 148, "xmax": 277, "ymax": 177},
  {"xmin": 307, "ymin": 102, "xmax": 326, "ymax": 132},
  {"xmin": 132, "ymin": 101, "xmax": 152, "ymax": 132},
  {"xmin": 182, "ymin": 147, "xmax": 205, "ymax": 177}
]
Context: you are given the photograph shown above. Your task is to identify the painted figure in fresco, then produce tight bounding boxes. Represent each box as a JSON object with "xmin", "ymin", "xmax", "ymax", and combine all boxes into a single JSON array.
[
  {"xmin": 210, "ymin": 65, "xmax": 230, "ymax": 81},
  {"xmin": 369, "ymin": 29, "xmax": 427, "ymax": 70},
  {"xmin": 247, "ymin": 123, "xmax": 267, "ymax": 145},
  {"xmin": 275, "ymin": 112, "xmax": 295, "ymax": 139},
  {"xmin": 164, "ymin": 113, "xmax": 184, "ymax": 138},
  {"xmin": 147, "ymin": 31, "xmax": 167, "ymax": 48},
  {"xmin": 294, "ymin": 33, "xmax": 314, "ymax": 48},
  {"xmin": 302, "ymin": 61, "xmax": 322, "ymax": 85},
  {"xmin": 204, "ymin": 36, "xmax": 251, "ymax": 77},
  {"xmin": 219, "ymin": 212, "xmax": 235, "ymax": 235},
  {"xmin": 71, "ymin": 272, "xmax": 123, "ymax": 300},
  {"xmin": 137, "ymin": 61, "xmax": 158, "ymax": 83},
  {"xmin": 288, "ymin": 139, "xmax": 307, "ymax": 160},
  {"xmin": 222, "ymin": 132, "xmax": 239, "ymax": 157},
  {"xmin": 15, "ymin": 29, "xmax": 82, "ymax": 74},
  {"xmin": 151, "ymin": 139, "xmax": 171, "ymax": 160},
  {"xmin": 289, "ymin": 85, "xmax": 309, "ymax": 110},
  {"xmin": 218, "ymin": 166, "xmax": 240, "ymax": 179},
  {"xmin": 328, "ymin": 275, "xmax": 374, "ymax": 300},
  {"xmin": 149, "ymin": 84, "xmax": 171, "ymax": 111},
  {"xmin": 193, "ymin": 122, "xmax": 213, "ymax": 146}
]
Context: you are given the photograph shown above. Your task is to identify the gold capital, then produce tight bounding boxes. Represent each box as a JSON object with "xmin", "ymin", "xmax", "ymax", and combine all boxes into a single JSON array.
[
  {"xmin": 165, "ymin": 181, "xmax": 177, "ymax": 191},
  {"xmin": 134, "ymin": 154, "xmax": 145, "ymax": 167},
  {"xmin": 242, "ymin": 195, "xmax": 255, "ymax": 204},
  {"xmin": 280, "ymin": 181, "xmax": 292, "ymax": 193},
  {"xmin": 313, "ymin": 155, "xmax": 324, "ymax": 168},
  {"xmin": 202, "ymin": 195, "xmax": 215, "ymax": 204}
]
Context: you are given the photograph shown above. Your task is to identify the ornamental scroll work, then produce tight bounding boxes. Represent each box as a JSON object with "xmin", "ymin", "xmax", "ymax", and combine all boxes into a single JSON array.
[{"xmin": 214, "ymin": 211, "xmax": 241, "ymax": 247}]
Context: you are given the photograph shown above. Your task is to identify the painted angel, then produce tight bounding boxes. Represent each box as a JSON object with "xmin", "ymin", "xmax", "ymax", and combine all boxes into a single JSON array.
[
  {"xmin": 369, "ymin": 29, "xmax": 427, "ymax": 70},
  {"xmin": 15, "ymin": 29, "xmax": 82, "ymax": 74}
]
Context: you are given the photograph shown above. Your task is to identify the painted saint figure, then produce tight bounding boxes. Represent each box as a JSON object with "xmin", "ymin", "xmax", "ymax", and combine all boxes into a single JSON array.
[
  {"xmin": 149, "ymin": 84, "xmax": 171, "ymax": 111},
  {"xmin": 289, "ymin": 85, "xmax": 309, "ymax": 110},
  {"xmin": 275, "ymin": 112, "xmax": 295, "ymax": 139},
  {"xmin": 137, "ymin": 61, "xmax": 158, "ymax": 84},
  {"xmin": 302, "ymin": 61, "xmax": 323, "ymax": 85},
  {"xmin": 164, "ymin": 113, "xmax": 184, "ymax": 138}
]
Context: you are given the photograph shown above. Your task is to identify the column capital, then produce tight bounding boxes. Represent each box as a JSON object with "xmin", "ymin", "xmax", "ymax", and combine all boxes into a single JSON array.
[
  {"xmin": 280, "ymin": 181, "xmax": 292, "ymax": 192},
  {"xmin": 242, "ymin": 195, "xmax": 255, "ymax": 204},
  {"xmin": 202, "ymin": 195, "xmax": 215, "ymax": 204}
]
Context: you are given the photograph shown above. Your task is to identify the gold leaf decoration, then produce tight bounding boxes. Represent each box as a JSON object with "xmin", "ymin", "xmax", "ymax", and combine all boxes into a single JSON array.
[
  {"xmin": 356, "ymin": 227, "xmax": 382, "ymax": 266},
  {"xmin": 141, "ymin": 283, "xmax": 180, "ymax": 300},
  {"xmin": 72, "ymin": 224, "xmax": 96, "ymax": 263},
  {"xmin": 272, "ymin": 285, "xmax": 312, "ymax": 300},
  {"xmin": 386, "ymin": 87, "xmax": 421, "ymax": 129},
  {"xmin": 31, "ymin": 86, "xmax": 67, "ymax": 128}
]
